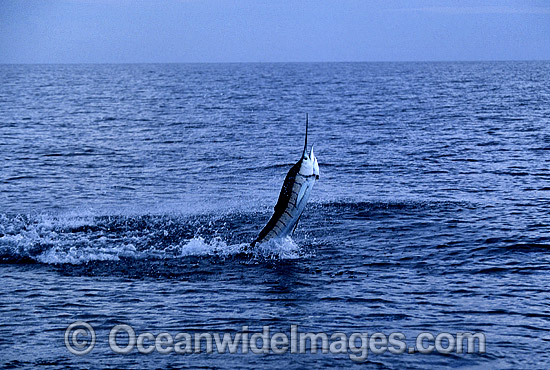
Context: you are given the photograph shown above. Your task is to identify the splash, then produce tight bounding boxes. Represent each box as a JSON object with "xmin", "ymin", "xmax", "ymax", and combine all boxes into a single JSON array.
[
  {"xmin": 252, "ymin": 236, "xmax": 302, "ymax": 260},
  {"xmin": 0, "ymin": 212, "xmax": 304, "ymax": 265}
]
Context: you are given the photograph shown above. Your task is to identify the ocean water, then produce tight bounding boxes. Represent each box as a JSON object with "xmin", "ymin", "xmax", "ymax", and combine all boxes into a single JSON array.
[{"xmin": 0, "ymin": 62, "xmax": 549, "ymax": 369}]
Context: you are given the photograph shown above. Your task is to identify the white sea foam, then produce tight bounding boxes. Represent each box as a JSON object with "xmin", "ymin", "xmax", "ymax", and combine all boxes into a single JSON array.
[
  {"xmin": 36, "ymin": 244, "xmax": 138, "ymax": 264},
  {"xmin": 253, "ymin": 236, "xmax": 302, "ymax": 259},
  {"xmin": 32, "ymin": 236, "xmax": 302, "ymax": 264}
]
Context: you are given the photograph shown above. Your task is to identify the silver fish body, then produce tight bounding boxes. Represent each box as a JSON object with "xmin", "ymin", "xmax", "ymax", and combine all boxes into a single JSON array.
[{"xmin": 251, "ymin": 116, "xmax": 319, "ymax": 246}]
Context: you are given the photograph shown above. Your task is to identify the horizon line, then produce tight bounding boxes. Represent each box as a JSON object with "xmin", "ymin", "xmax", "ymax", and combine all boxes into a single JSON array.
[{"xmin": 1, "ymin": 58, "xmax": 549, "ymax": 66}]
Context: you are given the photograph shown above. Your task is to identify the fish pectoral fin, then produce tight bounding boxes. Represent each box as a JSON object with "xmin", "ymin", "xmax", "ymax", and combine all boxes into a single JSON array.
[{"xmin": 296, "ymin": 185, "xmax": 308, "ymax": 206}]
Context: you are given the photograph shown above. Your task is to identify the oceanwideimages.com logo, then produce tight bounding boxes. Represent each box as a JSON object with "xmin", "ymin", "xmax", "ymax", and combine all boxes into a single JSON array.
[{"xmin": 65, "ymin": 321, "xmax": 486, "ymax": 362}]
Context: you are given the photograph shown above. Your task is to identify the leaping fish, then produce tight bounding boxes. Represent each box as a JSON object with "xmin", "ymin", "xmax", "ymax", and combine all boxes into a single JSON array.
[{"xmin": 251, "ymin": 114, "xmax": 320, "ymax": 246}]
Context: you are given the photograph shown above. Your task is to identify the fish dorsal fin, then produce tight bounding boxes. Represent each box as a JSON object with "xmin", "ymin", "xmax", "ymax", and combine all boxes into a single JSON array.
[{"xmin": 302, "ymin": 113, "xmax": 308, "ymax": 158}]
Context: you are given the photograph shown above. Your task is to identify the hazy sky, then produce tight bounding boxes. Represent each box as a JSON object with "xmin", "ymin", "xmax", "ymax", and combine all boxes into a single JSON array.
[{"xmin": 1, "ymin": 0, "xmax": 549, "ymax": 63}]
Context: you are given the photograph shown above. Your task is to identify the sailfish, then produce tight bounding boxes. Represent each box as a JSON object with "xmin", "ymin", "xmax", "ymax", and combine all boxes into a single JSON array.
[{"xmin": 251, "ymin": 114, "xmax": 320, "ymax": 246}]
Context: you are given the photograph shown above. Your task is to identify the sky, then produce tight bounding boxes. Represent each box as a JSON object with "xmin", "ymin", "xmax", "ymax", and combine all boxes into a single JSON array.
[{"xmin": 0, "ymin": 0, "xmax": 549, "ymax": 63}]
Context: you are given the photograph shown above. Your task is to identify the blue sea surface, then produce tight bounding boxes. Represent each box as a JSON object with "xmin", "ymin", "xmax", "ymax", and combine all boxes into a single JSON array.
[{"xmin": 0, "ymin": 62, "xmax": 549, "ymax": 369}]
